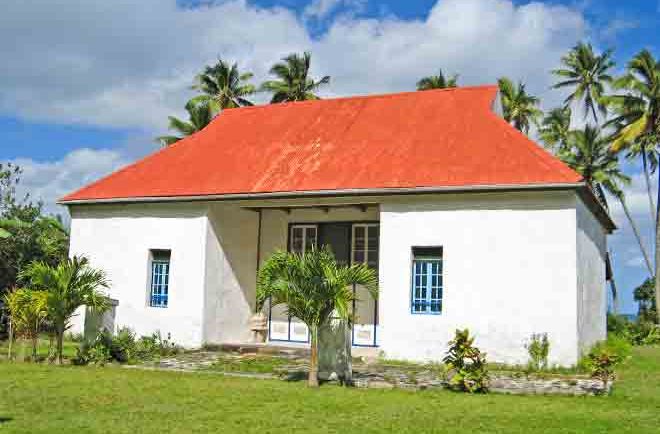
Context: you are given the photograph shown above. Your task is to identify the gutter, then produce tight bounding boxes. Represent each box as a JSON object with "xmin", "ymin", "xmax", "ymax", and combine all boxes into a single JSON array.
[{"xmin": 58, "ymin": 182, "xmax": 586, "ymax": 205}]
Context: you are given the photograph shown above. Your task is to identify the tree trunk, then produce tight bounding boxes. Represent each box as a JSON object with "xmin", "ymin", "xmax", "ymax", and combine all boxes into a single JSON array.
[
  {"xmin": 56, "ymin": 324, "xmax": 64, "ymax": 365},
  {"xmin": 7, "ymin": 319, "xmax": 12, "ymax": 361},
  {"xmin": 308, "ymin": 325, "xmax": 319, "ymax": 387},
  {"xmin": 618, "ymin": 195, "xmax": 654, "ymax": 276},
  {"xmin": 656, "ymin": 168, "xmax": 660, "ymax": 324},
  {"xmin": 642, "ymin": 151, "xmax": 656, "ymax": 222},
  {"xmin": 607, "ymin": 250, "xmax": 619, "ymax": 314}
]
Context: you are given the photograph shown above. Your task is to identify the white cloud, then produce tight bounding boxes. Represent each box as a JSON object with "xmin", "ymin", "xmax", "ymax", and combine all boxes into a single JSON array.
[
  {"xmin": 0, "ymin": 0, "xmax": 586, "ymax": 131},
  {"xmin": 11, "ymin": 149, "xmax": 129, "ymax": 217}
]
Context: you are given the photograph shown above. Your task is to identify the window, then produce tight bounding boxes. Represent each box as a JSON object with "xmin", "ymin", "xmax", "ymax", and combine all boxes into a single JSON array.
[
  {"xmin": 289, "ymin": 225, "xmax": 317, "ymax": 254},
  {"xmin": 149, "ymin": 250, "xmax": 171, "ymax": 308},
  {"xmin": 411, "ymin": 247, "xmax": 443, "ymax": 314},
  {"xmin": 351, "ymin": 224, "xmax": 379, "ymax": 271}
]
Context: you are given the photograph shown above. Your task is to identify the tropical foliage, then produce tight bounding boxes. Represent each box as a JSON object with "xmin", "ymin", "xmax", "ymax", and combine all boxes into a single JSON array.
[
  {"xmin": 19, "ymin": 256, "xmax": 110, "ymax": 364},
  {"xmin": 256, "ymin": 246, "xmax": 377, "ymax": 387},
  {"xmin": 261, "ymin": 52, "xmax": 330, "ymax": 103},
  {"xmin": 416, "ymin": 69, "xmax": 458, "ymax": 90},
  {"xmin": 192, "ymin": 59, "xmax": 256, "ymax": 111},
  {"xmin": 443, "ymin": 329, "xmax": 489, "ymax": 393},
  {"xmin": 552, "ymin": 42, "xmax": 614, "ymax": 122},
  {"xmin": 155, "ymin": 99, "xmax": 216, "ymax": 146},
  {"xmin": 497, "ymin": 77, "xmax": 541, "ymax": 133},
  {"xmin": 539, "ymin": 106, "xmax": 572, "ymax": 153},
  {"xmin": 3, "ymin": 288, "xmax": 48, "ymax": 360}
]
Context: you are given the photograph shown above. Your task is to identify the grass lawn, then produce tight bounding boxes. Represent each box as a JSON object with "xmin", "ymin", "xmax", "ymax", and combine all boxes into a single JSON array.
[
  {"xmin": 0, "ymin": 346, "xmax": 659, "ymax": 433},
  {"xmin": 0, "ymin": 336, "xmax": 79, "ymax": 361}
]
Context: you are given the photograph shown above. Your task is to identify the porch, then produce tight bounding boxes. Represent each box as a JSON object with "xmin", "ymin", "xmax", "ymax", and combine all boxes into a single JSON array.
[{"xmin": 245, "ymin": 201, "xmax": 381, "ymax": 348}]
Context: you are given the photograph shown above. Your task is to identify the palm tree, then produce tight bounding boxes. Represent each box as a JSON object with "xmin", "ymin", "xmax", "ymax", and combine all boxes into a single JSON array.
[
  {"xmin": 416, "ymin": 70, "xmax": 458, "ymax": 90},
  {"xmin": 552, "ymin": 42, "xmax": 614, "ymax": 123},
  {"xmin": 560, "ymin": 126, "xmax": 653, "ymax": 278},
  {"xmin": 191, "ymin": 59, "xmax": 256, "ymax": 111},
  {"xmin": 539, "ymin": 106, "xmax": 572, "ymax": 153},
  {"xmin": 256, "ymin": 247, "xmax": 377, "ymax": 387},
  {"xmin": 20, "ymin": 256, "xmax": 110, "ymax": 364},
  {"xmin": 497, "ymin": 77, "xmax": 542, "ymax": 134},
  {"xmin": 155, "ymin": 99, "xmax": 215, "ymax": 146},
  {"xmin": 3, "ymin": 288, "xmax": 48, "ymax": 360},
  {"xmin": 606, "ymin": 49, "xmax": 660, "ymax": 322},
  {"xmin": 261, "ymin": 52, "xmax": 330, "ymax": 103}
]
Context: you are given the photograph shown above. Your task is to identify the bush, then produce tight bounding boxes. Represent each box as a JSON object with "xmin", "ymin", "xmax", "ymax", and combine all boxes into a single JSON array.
[
  {"xmin": 607, "ymin": 313, "xmax": 660, "ymax": 346},
  {"xmin": 525, "ymin": 333, "xmax": 550, "ymax": 371},
  {"xmin": 443, "ymin": 328, "xmax": 489, "ymax": 393},
  {"xmin": 582, "ymin": 336, "xmax": 631, "ymax": 390},
  {"xmin": 73, "ymin": 328, "xmax": 181, "ymax": 365}
]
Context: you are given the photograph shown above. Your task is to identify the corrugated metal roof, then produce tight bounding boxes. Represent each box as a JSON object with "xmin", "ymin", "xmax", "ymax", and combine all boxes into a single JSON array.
[{"xmin": 61, "ymin": 85, "xmax": 582, "ymax": 203}]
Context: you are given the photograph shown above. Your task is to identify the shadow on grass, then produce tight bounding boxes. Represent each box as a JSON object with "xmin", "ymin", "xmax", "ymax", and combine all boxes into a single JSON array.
[{"xmin": 0, "ymin": 417, "xmax": 13, "ymax": 424}]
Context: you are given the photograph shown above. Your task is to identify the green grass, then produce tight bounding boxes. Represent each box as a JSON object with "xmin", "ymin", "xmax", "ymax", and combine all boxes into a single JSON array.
[
  {"xmin": 0, "ymin": 346, "xmax": 659, "ymax": 433},
  {"xmin": 0, "ymin": 337, "xmax": 79, "ymax": 361},
  {"xmin": 209, "ymin": 355, "xmax": 296, "ymax": 374}
]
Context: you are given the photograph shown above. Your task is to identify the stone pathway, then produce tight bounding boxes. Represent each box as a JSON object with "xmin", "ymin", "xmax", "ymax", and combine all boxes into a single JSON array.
[{"xmin": 130, "ymin": 350, "xmax": 609, "ymax": 396}]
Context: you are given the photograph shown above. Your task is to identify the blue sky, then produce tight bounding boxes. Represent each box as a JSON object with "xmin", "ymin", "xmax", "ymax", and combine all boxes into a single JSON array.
[{"xmin": 1, "ymin": 0, "xmax": 659, "ymax": 314}]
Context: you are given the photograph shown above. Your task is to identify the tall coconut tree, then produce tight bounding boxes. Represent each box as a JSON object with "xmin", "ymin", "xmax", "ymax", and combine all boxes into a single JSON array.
[
  {"xmin": 155, "ymin": 99, "xmax": 215, "ymax": 146},
  {"xmin": 560, "ymin": 126, "xmax": 653, "ymax": 278},
  {"xmin": 191, "ymin": 59, "xmax": 256, "ymax": 111},
  {"xmin": 20, "ymin": 256, "xmax": 110, "ymax": 364},
  {"xmin": 261, "ymin": 52, "xmax": 330, "ymax": 103},
  {"xmin": 552, "ymin": 42, "xmax": 614, "ymax": 123},
  {"xmin": 256, "ymin": 246, "xmax": 377, "ymax": 387},
  {"xmin": 416, "ymin": 69, "xmax": 458, "ymax": 90},
  {"xmin": 497, "ymin": 77, "xmax": 542, "ymax": 134},
  {"xmin": 606, "ymin": 49, "xmax": 660, "ymax": 321},
  {"xmin": 539, "ymin": 106, "xmax": 572, "ymax": 153}
]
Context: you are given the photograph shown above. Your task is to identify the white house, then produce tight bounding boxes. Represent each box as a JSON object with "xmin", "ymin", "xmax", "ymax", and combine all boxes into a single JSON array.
[{"xmin": 61, "ymin": 85, "xmax": 614, "ymax": 366}]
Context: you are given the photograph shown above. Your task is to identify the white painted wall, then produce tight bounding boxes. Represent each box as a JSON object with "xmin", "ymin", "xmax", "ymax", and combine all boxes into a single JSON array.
[
  {"xmin": 576, "ymin": 196, "xmax": 608, "ymax": 354},
  {"xmin": 68, "ymin": 203, "xmax": 208, "ymax": 347},
  {"xmin": 203, "ymin": 203, "xmax": 259, "ymax": 344},
  {"xmin": 378, "ymin": 191, "xmax": 581, "ymax": 366}
]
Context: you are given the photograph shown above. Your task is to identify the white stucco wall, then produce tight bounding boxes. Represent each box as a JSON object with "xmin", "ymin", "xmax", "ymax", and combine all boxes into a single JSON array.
[
  {"xmin": 576, "ymin": 196, "xmax": 608, "ymax": 354},
  {"xmin": 378, "ymin": 191, "xmax": 581, "ymax": 366},
  {"xmin": 68, "ymin": 203, "xmax": 209, "ymax": 347},
  {"xmin": 203, "ymin": 203, "xmax": 259, "ymax": 344}
]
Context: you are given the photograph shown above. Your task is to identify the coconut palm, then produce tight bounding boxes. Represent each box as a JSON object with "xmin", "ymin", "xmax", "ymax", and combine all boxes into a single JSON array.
[
  {"xmin": 191, "ymin": 59, "xmax": 256, "ymax": 111},
  {"xmin": 416, "ymin": 70, "xmax": 458, "ymax": 90},
  {"xmin": 256, "ymin": 246, "xmax": 377, "ymax": 387},
  {"xmin": 552, "ymin": 42, "xmax": 614, "ymax": 123},
  {"xmin": 560, "ymin": 126, "xmax": 653, "ymax": 277},
  {"xmin": 539, "ymin": 106, "xmax": 572, "ymax": 153},
  {"xmin": 261, "ymin": 52, "xmax": 330, "ymax": 103},
  {"xmin": 605, "ymin": 49, "xmax": 660, "ymax": 321},
  {"xmin": 155, "ymin": 99, "xmax": 215, "ymax": 146},
  {"xmin": 20, "ymin": 256, "xmax": 110, "ymax": 364},
  {"xmin": 497, "ymin": 77, "xmax": 542, "ymax": 134}
]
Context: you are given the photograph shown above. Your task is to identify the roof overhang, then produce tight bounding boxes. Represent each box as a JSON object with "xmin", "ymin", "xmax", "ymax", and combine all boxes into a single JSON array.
[{"xmin": 59, "ymin": 182, "xmax": 616, "ymax": 233}]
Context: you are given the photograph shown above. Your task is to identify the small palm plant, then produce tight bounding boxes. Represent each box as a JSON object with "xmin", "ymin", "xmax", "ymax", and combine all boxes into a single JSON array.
[
  {"xmin": 3, "ymin": 288, "xmax": 48, "ymax": 360},
  {"xmin": 256, "ymin": 246, "xmax": 377, "ymax": 387},
  {"xmin": 20, "ymin": 256, "xmax": 110, "ymax": 364}
]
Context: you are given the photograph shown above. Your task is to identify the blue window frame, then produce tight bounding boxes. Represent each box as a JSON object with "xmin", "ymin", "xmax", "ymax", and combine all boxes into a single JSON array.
[
  {"xmin": 411, "ymin": 247, "xmax": 443, "ymax": 314},
  {"xmin": 149, "ymin": 250, "xmax": 170, "ymax": 308}
]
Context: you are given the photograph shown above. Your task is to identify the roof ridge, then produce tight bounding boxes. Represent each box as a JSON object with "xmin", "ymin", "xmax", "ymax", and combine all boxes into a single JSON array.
[{"xmin": 222, "ymin": 84, "xmax": 499, "ymax": 113}]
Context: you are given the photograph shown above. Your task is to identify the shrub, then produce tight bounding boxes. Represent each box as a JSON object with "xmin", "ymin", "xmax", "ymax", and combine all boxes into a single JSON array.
[
  {"xmin": 73, "ymin": 328, "xmax": 181, "ymax": 365},
  {"xmin": 583, "ymin": 336, "xmax": 631, "ymax": 390},
  {"xmin": 525, "ymin": 333, "xmax": 550, "ymax": 371},
  {"xmin": 443, "ymin": 328, "xmax": 489, "ymax": 393}
]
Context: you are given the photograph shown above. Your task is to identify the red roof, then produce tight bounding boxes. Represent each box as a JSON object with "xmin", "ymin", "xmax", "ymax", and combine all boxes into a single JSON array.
[{"xmin": 61, "ymin": 85, "xmax": 582, "ymax": 203}]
